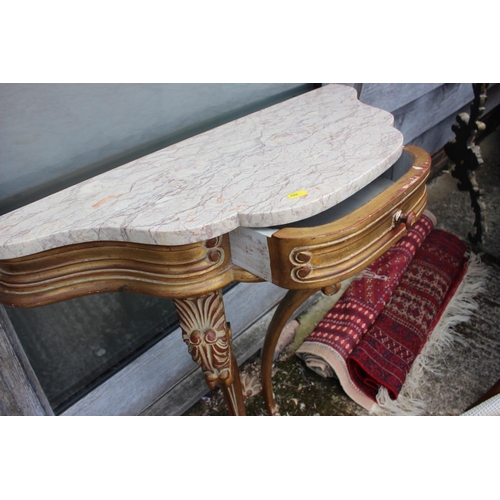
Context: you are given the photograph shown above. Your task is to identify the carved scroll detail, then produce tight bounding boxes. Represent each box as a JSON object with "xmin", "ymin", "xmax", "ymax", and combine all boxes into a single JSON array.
[
  {"xmin": 173, "ymin": 289, "xmax": 233, "ymax": 389},
  {"xmin": 0, "ymin": 235, "xmax": 233, "ymax": 308},
  {"xmin": 204, "ymin": 236, "xmax": 224, "ymax": 265},
  {"xmin": 286, "ymin": 185, "xmax": 428, "ymax": 285}
]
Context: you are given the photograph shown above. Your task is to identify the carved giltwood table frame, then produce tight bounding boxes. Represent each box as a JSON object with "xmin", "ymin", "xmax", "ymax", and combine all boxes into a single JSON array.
[
  {"xmin": 0, "ymin": 85, "xmax": 430, "ymax": 416},
  {"xmin": 257, "ymin": 145, "xmax": 430, "ymax": 414},
  {"xmin": 0, "ymin": 235, "xmax": 261, "ymax": 415}
]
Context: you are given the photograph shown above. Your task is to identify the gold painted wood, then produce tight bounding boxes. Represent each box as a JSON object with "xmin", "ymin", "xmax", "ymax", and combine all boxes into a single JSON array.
[
  {"xmin": 0, "ymin": 147, "xmax": 430, "ymax": 308},
  {"xmin": 260, "ymin": 146, "xmax": 431, "ymax": 415},
  {"xmin": 173, "ymin": 289, "xmax": 246, "ymax": 415},
  {"xmin": 0, "ymin": 235, "xmax": 260, "ymax": 308},
  {"xmin": 267, "ymin": 145, "xmax": 431, "ymax": 289},
  {"xmin": 0, "ymin": 144, "xmax": 431, "ymax": 417},
  {"xmin": 261, "ymin": 289, "xmax": 317, "ymax": 416}
]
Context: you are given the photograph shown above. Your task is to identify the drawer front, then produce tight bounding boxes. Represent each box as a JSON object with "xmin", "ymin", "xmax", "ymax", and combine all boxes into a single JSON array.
[{"xmin": 267, "ymin": 145, "xmax": 431, "ymax": 289}]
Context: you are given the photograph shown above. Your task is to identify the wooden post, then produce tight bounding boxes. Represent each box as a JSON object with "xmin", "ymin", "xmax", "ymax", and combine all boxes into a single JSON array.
[{"xmin": 0, "ymin": 305, "xmax": 53, "ymax": 416}]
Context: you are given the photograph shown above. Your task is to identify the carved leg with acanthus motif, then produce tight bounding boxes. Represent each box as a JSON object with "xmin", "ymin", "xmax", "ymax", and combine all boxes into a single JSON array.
[{"xmin": 173, "ymin": 289, "xmax": 246, "ymax": 416}]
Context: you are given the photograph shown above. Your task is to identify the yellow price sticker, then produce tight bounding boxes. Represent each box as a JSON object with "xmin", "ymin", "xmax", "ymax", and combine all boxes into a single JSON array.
[{"xmin": 287, "ymin": 190, "xmax": 308, "ymax": 199}]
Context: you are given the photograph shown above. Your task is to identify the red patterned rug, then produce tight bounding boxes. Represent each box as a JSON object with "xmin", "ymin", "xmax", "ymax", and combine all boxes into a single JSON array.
[{"xmin": 296, "ymin": 212, "xmax": 484, "ymax": 414}]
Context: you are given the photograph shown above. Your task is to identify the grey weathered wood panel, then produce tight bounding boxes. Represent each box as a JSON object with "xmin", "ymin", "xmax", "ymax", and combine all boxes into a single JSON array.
[
  {"xmin": 393, "ymin": 83, "xmax": 476, "ymax": 145},
  {"xmin": 341, "ymin": 83, "xmax": 495, "ymax": 152},
  {"xmin": 358, "ymin": 83, "xmax": 443, "ymax": 114},
  {"xmin": 411, "ymin": 84, "xmax": 500, "ymax": 156},
  {"xmin": 62, "ymin": 282, "xmax": 287, "ymax": 416},
  {"xmin": 0, "ymin": 305, "xmax": 53, "ymax": 416}
]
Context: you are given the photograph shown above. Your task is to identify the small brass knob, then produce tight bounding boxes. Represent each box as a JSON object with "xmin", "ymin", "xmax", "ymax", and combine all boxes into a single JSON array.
[{"xmin": 393, "ymin": 210, "xmax": 416, "ymax": 230}]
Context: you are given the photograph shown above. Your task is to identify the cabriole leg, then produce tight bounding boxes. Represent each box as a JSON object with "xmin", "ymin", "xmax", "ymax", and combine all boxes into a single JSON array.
[
  {"xmin": 173, "ymin": 289, "xmax": 246, "ymax": 416},
  {"xmin": 261, "ymin": 289, "xmax": 317, "ymax": 416}
]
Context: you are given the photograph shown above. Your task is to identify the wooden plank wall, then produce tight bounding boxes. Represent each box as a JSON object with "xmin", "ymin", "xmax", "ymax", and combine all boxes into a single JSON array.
[
  {"xmin": 0, "ymin": 305, "xmax": 53, "ymax": 415},
  {"xmin": 348, "ymin": 83, "xmax": 500, "ymax": 156},
  {"xmin": 409, "ymin": 84, "xmax": 500, "ymax": 156}
]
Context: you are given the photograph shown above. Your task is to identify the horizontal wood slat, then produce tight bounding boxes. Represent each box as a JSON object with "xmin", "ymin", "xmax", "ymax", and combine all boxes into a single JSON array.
[
  {"xmin": 341, "ymin": 83, "xmax": 499, "ymax": 155},
  {"xmin": 411, "ymin": 84, "xmax": 500, "ymax": 156},
  {"xmin": 0, "ymin": 305, "xmax": 53, "ymax": 415},
  {"xmin": 394, "ymin": 83, "xmax": 475, "ymax": 144},
  {"xmin": 359, "ymin": 83, "xmax": 443, "ymax": 113}
]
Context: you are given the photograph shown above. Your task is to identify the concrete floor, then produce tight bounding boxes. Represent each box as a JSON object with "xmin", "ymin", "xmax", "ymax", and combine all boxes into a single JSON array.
[{"xmin": 184, "ymin": 116, "xmax": 500, "ymax": 416}]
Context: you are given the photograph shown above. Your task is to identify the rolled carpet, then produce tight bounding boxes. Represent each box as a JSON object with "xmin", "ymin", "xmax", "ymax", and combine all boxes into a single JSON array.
[
  {"xmin": 296, "ymin": 211, "xmax": 482, "ymax": 414},
  {"xmin": 346, "ymin": 228, "xmax": 468, "ymax": 402},
  {"xmin": 296, "ymin": 211, "xmax": 435, "ymax": 410}
]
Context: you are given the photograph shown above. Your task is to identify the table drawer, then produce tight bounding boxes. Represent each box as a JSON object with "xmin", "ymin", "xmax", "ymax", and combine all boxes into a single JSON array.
[{"xmin": 232, "ymin": 145, "xmax": 431, "ymax": 289}]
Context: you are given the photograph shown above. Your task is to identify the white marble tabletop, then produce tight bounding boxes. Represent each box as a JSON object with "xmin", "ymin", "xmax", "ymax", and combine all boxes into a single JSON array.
[{"xmin": 0, "ymin": 84, "xmax": 403, "ymax": 259}]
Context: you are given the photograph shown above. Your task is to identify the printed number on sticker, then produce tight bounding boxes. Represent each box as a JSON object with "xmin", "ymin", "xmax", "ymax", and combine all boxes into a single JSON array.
[{"xmin": 287, "ymin": 190, "xmax": 308, "ymax": 199}]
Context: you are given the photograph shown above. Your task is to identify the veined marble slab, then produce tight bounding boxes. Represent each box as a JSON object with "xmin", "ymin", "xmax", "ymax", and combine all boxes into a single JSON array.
[{"xmin": 0, "ymin": 84, "xmax": 403, "ymax": 259}]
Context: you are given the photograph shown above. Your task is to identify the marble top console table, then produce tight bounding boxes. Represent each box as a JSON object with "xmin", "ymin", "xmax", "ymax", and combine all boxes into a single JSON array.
[{"xmin": 0, "ymin": 84, "xmax": 431, "ymax": 415}]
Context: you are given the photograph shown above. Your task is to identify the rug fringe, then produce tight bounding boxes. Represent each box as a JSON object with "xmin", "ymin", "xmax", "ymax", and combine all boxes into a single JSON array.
[{"xmin": 371, "ymin": 252, "xmax": 488, "ymax": 416}]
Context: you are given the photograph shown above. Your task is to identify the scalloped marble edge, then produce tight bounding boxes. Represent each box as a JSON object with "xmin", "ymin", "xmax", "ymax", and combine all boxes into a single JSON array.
[{"xmin": 0, "ymin": 84, "xmax": 403, "ymax": 259}]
